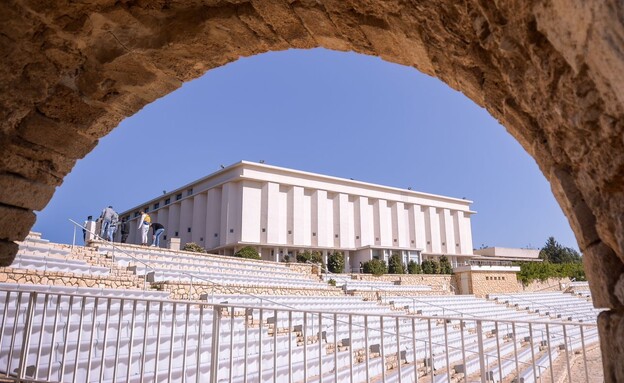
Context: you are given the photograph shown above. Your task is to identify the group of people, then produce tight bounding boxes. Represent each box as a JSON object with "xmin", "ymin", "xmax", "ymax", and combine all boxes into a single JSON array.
[
  {"xmin": 136, "ymin": 211, "xmax": 165, "ymax": 247},
  {"xmin": 82, "ymin": 206, "xmax": 165, "ymax": 247}
]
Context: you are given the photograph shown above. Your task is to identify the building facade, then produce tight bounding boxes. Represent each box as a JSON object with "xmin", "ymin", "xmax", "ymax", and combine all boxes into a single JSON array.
[{"xmin": 120, "ymin": 161, "xmax": 476, "ymax": 272}]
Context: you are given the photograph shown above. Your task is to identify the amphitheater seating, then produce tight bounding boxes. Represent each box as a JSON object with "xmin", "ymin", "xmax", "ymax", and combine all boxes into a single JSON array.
[
  {"xmin": 0, "ymin": 235, "xmax": 603, "ymax": 383},
  {"xmin": 10, "ymin": 253, "xmax": 110, "ymax": 276},
  {"xmin": 488, "ymin": 292, "xmax": 602, "ymax": 322},
  {"xmin": 321, "ymin": 274, "xmax": 432, "ymax": 293},
  {"xmin": 98, "ymin": 244, "xmax": 330, "ymax": 291}
]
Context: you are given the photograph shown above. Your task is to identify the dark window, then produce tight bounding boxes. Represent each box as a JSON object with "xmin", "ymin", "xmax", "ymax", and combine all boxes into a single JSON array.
[
  {"xmin": 229, "ymin": 229, "xmax": 233, "ymax": 233},
  {"xmin": 143, "ymin": 207, "xmax": 149, "ymax": 212},
  {"xmin": 165, "ymin": 198, "xmax": 170, "ymax": 205},
  {"xmin": 214, "ymin": 233, "xmax": 218, "ymax": 237},
  {"xmin": 154, "ymin": 202, "xmax": 160, "ymax": 209},
  {"xmin": 312, "ymin": 232, "xmax": 316, "ymax": 236},
  {"xmin": 200, "ymin": 237, "xmax": 203, "ymax": 241},
  {"xmin": 163, "ymin": 235, "xmax": 167, "ymax": 240},
  {"xmin": 175, "ymin": 231, "xmax": 179, "ymax": 236},
  {"xmin": 262, "ymin": 228, "xmax": 266, "ymax": 233},
  {"xmin": 356, "ymin": 235, "xmax": 360, "ymax": 239},
  {"xmin": 187, "ymin": 227, "xmax": 191, "ymax": 233},
  {"xmin": 335, "ymin": 234, "xmax": 339, "ymax": 238},
  {"xmin": 176, "ymin": 193, "xmax": 182, "ymax": 201},
  {"xmin": 394, "ymin": 239, "xmax": 397, "ymax": 242},
  {"xmin": 411, "ymin": 240, "xmax": 415, "ymax": 244},
  {"xmin": 134, "ymin": 211, "xmax": 140, "ymax": 217},
  {"xmin": 288, "ymin": 230, "xmax": 292, "ymax": 235},
  {"xmin": 187, "ymin": 188, "xmax": 193, "ymax": 196}
]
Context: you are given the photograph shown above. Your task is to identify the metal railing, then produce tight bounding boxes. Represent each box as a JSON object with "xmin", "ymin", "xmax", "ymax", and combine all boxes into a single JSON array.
[{"xmin": 0, "ymin": 286, "xmax": 600, "ymax": 383}]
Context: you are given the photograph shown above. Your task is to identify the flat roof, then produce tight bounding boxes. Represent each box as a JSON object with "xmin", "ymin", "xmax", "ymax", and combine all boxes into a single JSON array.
[{"xmin": 121, "ymin": 160, "xmax": 474, "ymax": 215}]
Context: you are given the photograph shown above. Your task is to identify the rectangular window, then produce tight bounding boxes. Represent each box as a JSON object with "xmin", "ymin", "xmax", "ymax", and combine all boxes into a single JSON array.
[
  {"xmin": 165, "ymin": 198, "xmax": 170, "ymax": 205},
  {"xmin": 154, "ymin": 202, "xmax": 160, "ymax": 209},
  {"xmin": 187, "ymin": 188, "xmax": 193, "ymax": 196},
  {"xmin": 143, "ymin": 207, "xmax": 149, "ymax": 212},
  {"xmin": 187, "ymin": 227, "xmax": 191, "ymax": 233},
  {"xmin": 176, "ymin": 193, "xmax": 182, "ymax": 201},
  {"xmin": 175, "ymin": 231, "xmax": 179, "ymax": 236},
  {"xmin": 134, "ymin": 211, "xmax": 140, "ymax": 217}
]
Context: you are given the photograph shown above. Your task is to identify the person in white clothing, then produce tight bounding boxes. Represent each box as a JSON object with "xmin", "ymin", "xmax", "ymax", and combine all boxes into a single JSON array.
[{"xmin": 138, "ymin": 212, "xmax": 151, "ymax": 246}]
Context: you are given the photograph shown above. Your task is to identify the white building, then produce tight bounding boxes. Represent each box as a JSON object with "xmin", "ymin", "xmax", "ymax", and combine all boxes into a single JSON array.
[{"xmin": 120, "ymin": 161, "xmax": 476, "ymax": 272}]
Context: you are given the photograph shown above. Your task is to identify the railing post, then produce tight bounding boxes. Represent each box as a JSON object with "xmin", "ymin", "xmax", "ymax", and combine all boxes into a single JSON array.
[
  {"xmin": 18, "ymin": 292, "xmax": 37, "ymax": 381},
  {"xmin": 210, "ymin": 305, "xmax": 223, "ymax": 383},
  {"xmin": 476, "ymin": 320, "xmax": 487, "ymax": 383}
]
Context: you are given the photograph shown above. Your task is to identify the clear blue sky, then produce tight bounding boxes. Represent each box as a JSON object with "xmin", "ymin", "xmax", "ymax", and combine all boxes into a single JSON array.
[{"xmin": 34, "ymin": 48, "xmax": 579, "ymax": 251}]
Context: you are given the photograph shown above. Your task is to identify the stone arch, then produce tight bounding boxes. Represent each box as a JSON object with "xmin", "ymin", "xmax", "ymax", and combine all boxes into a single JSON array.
[{"xmin": 1, "ymin": 1, "xmax": 623, "ymax": 379}]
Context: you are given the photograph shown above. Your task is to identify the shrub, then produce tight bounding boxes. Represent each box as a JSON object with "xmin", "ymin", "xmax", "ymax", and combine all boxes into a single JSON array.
[
  {"xmin": 234, "ymin": 246, "xmax": 261, "ymax": 260},
  {"xmin": 328, "ymin": 279, "xmax": 336, "ymax": 286},
  {"xmin": 327, "ymin": 251, "xmax": 345, "ymax": 273},
  {"xmin": 388, "ymin": 253, "xmax": 405, "ymax": 274},
  {"xmin": 362, "ymin": 259, "xmax": 387, "ymax": 276},
  {"xmin": 182, "ymin": 242, "xmax": 206, "ymax": 253},
  {"xmin": 296, "ymin": 250, "xmax": 323, "ymax": 264},
  {"xmin": 421, "ymin": 259, "xmax": 433, "ymax": 274},
  {"xmin": 439, "ymin": 255, "xmax": 453, "ymax": 274},
  {"xmin": 430, "ymin": 259, "xmax": 440, "ymax": 274},
  {"xmin": 516, "ymin": 261, "xmax": 586, "ymax": 285},
  {"xmin": 407, "ymin": 260, "xmax": 422, "ymax": 274},
  {"xmin": 421, "ymin": 259, "xmax": 440, "ymax": 274}
]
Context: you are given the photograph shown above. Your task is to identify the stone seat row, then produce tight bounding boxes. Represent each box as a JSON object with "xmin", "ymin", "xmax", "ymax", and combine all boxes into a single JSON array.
[
  {"xmin": 9, "ymin": 253, "xmax": 110, "ymax": 276},
  {"xmin": 17, "ymin": 242, "xmax": 71, "ymax": 258},
  {"xmin": 97, "ymin": 244, "xmax": 296, "ymax": 274},
  {"xmin": 116, "ymin": 254, "xmax": 315, "ymax": 281},
  {"xmin": 127, "ymin": 265, "xmax": 329, "ymax": 290}
]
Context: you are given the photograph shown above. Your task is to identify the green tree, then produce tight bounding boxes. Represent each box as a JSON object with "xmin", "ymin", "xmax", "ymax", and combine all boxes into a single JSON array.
[
  {"xmin": 388, "ymin": 253, "xmax": 405, "ymax": 274},
  {"xmin": 539, "ymin": 237, "xmax": 581, "ymax": 264},
  {"xmin": 421, "ymin": 259, "xmax": 432, "ymax": 274},
  {"xmin": 296, "ymin": 250, "xmax": 323, "ymax": 265},
  {"xmin": 327, "ymin": 251, "xmax": 345, "ymax": 273},
  {"xmin": 516, "ymin": 261, "xmax": 586, "ymax": 285},
  {"xmin": 296, "ymin": 250, "xmax": 313, "ymax": 263},
  {"xmin": 234, "ymin": 246, "xmax": 261, "ymax": 260},
  {"xmin": 362, "ymin": 259, "xmax": 387, "ymax": 276},
  {"xmin": 407, "ymin": 260, "xmax": 422, "ymax": 274},
  {"xmin": 439, "ymin": 255, "xmax": 453, "ymax": 274},
  {"xmin": 430, "ymin": 259, "xmax": 440, "ymax": 274}
]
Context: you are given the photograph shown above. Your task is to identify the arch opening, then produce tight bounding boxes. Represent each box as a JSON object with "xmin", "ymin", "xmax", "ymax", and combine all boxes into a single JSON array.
[{"xmin": 1, "ymin": 1, "xmax": 623, "ymax": 379}]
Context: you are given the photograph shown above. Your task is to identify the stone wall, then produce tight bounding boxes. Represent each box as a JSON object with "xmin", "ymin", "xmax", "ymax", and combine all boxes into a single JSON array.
[
  {"xmin": 0, "ymin": 267, "xmax": 145, "ymax": 290},
  {"xmin": 519, "ymin": 277, "xmax": 571, "ymax": 293},
  {"xmin": 471, "ymin": 271, "xmax": 521, "ymax": 297}
]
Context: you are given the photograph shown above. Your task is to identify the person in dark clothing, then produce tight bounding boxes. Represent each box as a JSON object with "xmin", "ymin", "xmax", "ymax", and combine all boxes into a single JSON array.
[
  {"xmin": 120, "ymin": 218, "xmax": 129, "ymax": 243},
  {"xmin": 150, "ymin": 222, "xmax": 165, "ymax": 247}
]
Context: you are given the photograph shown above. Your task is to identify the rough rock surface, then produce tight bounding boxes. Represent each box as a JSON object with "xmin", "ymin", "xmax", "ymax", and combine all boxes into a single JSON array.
[{"xmin": 1, "ymin": 0, "xmax": 623, "ymax": 379}]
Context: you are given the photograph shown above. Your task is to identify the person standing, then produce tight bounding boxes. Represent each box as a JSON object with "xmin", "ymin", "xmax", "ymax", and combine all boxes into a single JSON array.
[
  {"xmin": 150, "ymin": 222, "xmax": 165, "ymax": 247},
  {"xmin": 99, "ymin": 206, "xmax": 117, "ymax": 240},
  {"xmin": 138, "ymin": 212, "xmax": 151, "ymax": 246},
  {"xmin": 108, "ymin": 214, "xmax": 119, "ymax": 242},
  {"xmin": 120, "ymin": 218, "xmax": 129, "ymax": 243},
  {"xmin": 83, "ymin": 216, "xmax": 93, "ymax": 243}
]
